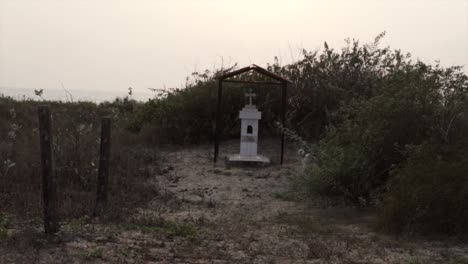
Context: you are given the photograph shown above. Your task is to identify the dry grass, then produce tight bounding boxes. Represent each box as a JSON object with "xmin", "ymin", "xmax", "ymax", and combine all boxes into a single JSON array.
[{"xmin": 0, "ymin": 96, "xmax": 160, "ymax": 222}]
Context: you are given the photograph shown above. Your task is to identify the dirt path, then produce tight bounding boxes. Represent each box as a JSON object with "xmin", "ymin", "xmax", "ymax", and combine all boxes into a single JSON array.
[{"xmin": 1, "ymin": 140, "xmax": 467, "ymax": 263}]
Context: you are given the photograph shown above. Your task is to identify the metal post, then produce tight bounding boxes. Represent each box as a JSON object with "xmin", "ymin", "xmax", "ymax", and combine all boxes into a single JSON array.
[
  {"xmin": 280, "ymin": 83, "xmax": 287, "ymax": 165},
  {"xmin": 94, "ymin": 117, "xmax": 111, "ymax": 216},
  {"xmin": 214, "ymin": 80, "xmax": 223, "ymax": 163},
  {"xmin": 38, "ymin": 106, "xmax": 59, "ymax": 234}
]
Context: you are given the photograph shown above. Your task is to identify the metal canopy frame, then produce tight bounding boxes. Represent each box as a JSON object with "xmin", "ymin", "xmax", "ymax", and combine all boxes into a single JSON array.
[{"xmin": 213, "ymin": 64, "xmax": 291, "ymax": 164}]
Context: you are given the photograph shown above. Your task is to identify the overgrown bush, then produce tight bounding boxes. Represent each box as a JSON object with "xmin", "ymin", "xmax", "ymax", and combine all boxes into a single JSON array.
[
  {"xmin": 292, "ymin": 37, "xmax": 468, "ymax": 235},
  {"xmin": 275, "ymin": 32, "xmax": 397, "ymax": 138},
  {"xmin": 128, "ymin": 32, "xmax": 410, "ymax": 144},
  {"xmin": 380, "ymin": 143, "xmax": 468, "ymax": 235}
]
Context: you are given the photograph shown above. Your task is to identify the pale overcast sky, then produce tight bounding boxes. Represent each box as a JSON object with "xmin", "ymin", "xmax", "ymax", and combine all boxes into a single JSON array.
[{"xmin": 0, "ymin": 0, "xmax": 467, "ymax": 93}]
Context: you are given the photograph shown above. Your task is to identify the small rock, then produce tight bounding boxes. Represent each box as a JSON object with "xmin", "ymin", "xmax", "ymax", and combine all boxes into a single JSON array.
[
  {"xmin": 171, "ymin": 176, "xmax": 180, "ymax": 183},
  {"xmin": 94, "ymin": 236, "xmax": 108, "ymax": 242},
  {"xmin": 183, "ymin": 194, "xmax": 203, "ymax": 204},
  {"xmin": 160, "ymin": 165, "xmax": 175, "ymax": 174}
]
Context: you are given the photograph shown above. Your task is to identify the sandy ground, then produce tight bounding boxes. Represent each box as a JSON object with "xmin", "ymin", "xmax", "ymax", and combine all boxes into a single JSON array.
[{"xmin": 1, "ymin": 140, "xmax": 467, "ymax": 263}]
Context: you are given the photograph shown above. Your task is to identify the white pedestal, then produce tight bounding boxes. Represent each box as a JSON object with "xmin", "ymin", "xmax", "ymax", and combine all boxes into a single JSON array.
[
  {"xmin": 227, "ymin": 154, "xmax": 270, "ymax": 164},
  {"xmin": 227, "ymin": 104, "xmax": 270, "ymax": 166}
]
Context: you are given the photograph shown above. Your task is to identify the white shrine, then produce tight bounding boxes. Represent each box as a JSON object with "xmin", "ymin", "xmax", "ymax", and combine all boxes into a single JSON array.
[{"xmin": 227, "ymin": 89, "xmax": 270, "ymax": 164}]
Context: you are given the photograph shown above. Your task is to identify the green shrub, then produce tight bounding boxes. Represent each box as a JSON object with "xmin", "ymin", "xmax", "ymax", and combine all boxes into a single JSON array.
[
  {"xmin": 380, "ymin": 143, "xmax": 468, "ymax": 235},
  {"xmin": 298, "ymin": 61, "xmax": 461, "ymax": 201},
  {"xmin": 298, "ymin": 129, "xmax": 370, "ymax": 203},
  {"xmin": 290, "ymin": 38, "xmax": 468, "ymax": 235}
]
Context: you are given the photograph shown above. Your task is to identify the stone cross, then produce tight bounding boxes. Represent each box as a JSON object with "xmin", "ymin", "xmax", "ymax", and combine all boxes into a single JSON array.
[{"xmin": 245, "ymin": 88, "xmax": 256, "ymax": 106}]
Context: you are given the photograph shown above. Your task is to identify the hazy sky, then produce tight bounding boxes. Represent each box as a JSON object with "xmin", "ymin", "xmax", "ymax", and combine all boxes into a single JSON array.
[{"xmin": 0, "ymin": 0, "xmax": 467, "ymax": 94}]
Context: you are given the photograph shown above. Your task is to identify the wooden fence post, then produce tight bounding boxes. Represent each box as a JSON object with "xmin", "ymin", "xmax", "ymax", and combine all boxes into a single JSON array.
[
  {"xmin": 94, "ymin": 117, "xmax": 111, "ymax": 216},
  {"xmin": 38, "ymin": 106, "xmax": 59, "ymax": 234}
]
